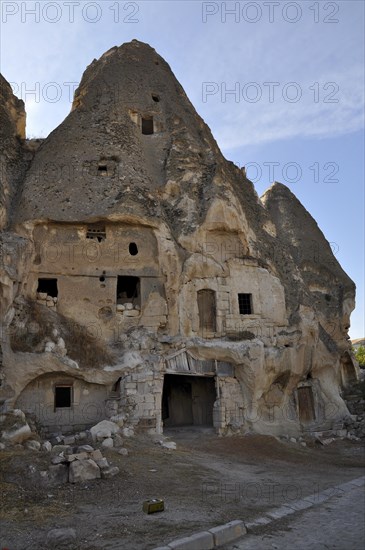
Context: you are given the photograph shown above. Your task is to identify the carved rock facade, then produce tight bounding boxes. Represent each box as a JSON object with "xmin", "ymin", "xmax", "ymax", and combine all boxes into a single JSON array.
[{"xmin": 0, "ymin": 41, "xmax": 358, "ymax": 437}]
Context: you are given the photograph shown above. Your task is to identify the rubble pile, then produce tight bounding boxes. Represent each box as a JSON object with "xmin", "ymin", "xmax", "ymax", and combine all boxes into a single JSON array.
[{"xmin": 0, "ymin": 413, "xmax": 128, "ymax": 483}]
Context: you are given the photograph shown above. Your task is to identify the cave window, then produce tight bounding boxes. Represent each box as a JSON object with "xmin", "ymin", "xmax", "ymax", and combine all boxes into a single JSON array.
[
  {"xmin": 54, "ymin": 385, "xmax": 72, "ymax": 409},
  {"xmin": 142, "ymin": 117, "xmax": 154, "ymax": 135},
  {"xmin": 37, "ymin": 278, "xmax": 58, "ymax": 298},
  {"xmin": 129, "ymin": 242, "xmax": 138, "ymax": 256},
  {"xmin": 86, "ymin": 225, "xmax": 106, "ymax": 243},
  {"xmin": 117, "ymin": 276, "xmax": 141, "ymax": 306},
  {"xmin": 238, "ymin": 293, "xmax": 253, "ymax": 315},
  {"xmin": 152, "ymin": 94, "xmax": 160, "ymax": 102},
  {"xmin": 98, "ymin": 164, "xmax": 108, "ymax": 175}
]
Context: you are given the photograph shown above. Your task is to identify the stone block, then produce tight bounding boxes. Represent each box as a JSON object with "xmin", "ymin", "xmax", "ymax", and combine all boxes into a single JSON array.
[
  {"xmin": 209, "ymin": 520, "xmax": 246, "ymax": 546},
  {"xmin": 90, "ymin": 449, "xmax": 103, "ymax": 460},
  {"xmin": 90, "ymin": 420, "xmax": 120, "ymax": 441},
  {"xmin": 286, "ymin": 499, "xmax": 313, "ymax": 512},
  {"xmin": 51, "ymin": 456, "xmax": 66, "ymax": 465},
  {"xmin": 349, "ymin": 476, "xmax": 365, "ymax": 487},
  {"xmin": 42, "ymin": 441, "xmax": 52, "ymax": 452},
  {"xmin": 77, "ymin": 444, "xmax": 94, "ymax": 452},
  {"xmin": 303, "ymin": 492, "xmax": 329, "ymax": 505},
  {"xmin": 245, "ymin": 516, "xmax": 272, "ymax": 531},
  {"xmin": 95, "ymin": 457, "xmax": 109, "ymax": 469},
  {"xmin": 168, "ymin": 531, "xmax": 214, "ymax": 549},
  {"xmin": 266, "ymin": 506, "xmax": 295, "ymax": 520},
  {"xmin": 51, "ymin": 444, "xmax": 71, "ymax": 454},
  {"xmin": 144, "ymin": 395, "xmax": 156, "ymax": 403},
  {"xmin": 117, "ymin": 448, "xmax": 128, "ymax": 456},
  {"xmin": 124, "ymin": 309, "xmax": 140, "ymax": 317},
  {"xmin": 160, "ymin": 441, "xmax": 176, "ymax": 450},
  {"xmin": 101, "ymin": 465, "xmax": 120, "ymax": 478},
  {"xmin": 101, "ymin": 437, "xmax": 114, "ymax": 449},
  {"xmin": 1, "ymin": 423, "xmax": 32, "ymax": 444},
  {"xmin": 68, "ymin": 459, "xmax": 101, "ymax": 483},
  {"xmin": 63, "ymin": 435, "xmax": 75, "ymax": 445},
  {"xmin": 67, "ymin": 452, "xmax": 88, "ymax": 462}
]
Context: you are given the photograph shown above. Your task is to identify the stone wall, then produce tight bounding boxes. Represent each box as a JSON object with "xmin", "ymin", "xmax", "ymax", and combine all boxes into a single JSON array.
[{"xmin": 16, "ymin": 372, "xmax": 111, "ymax": 433}]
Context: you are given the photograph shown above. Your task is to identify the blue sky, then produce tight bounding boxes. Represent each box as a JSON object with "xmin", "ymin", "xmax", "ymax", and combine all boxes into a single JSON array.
[{"xmin": 1, "ymin": 0, "xmax": 364, "ymax": 338}]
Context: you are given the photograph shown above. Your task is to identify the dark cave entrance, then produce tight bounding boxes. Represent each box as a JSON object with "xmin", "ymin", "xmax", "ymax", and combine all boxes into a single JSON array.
[{"xmin": 162, "ymin": 374, "xmax": 215, "ymax": 427}]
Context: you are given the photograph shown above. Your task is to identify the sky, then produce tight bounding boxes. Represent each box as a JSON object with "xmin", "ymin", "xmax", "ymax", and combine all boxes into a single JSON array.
[{"xmin": 1, "ymin": 0, "xmax": 364, "ymax": 338}]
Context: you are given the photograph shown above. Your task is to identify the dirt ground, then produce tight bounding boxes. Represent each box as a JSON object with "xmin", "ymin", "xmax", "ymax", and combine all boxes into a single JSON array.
[{"xmin": 1, "ymin": 428, "xmax": 364, "ymax": 550}]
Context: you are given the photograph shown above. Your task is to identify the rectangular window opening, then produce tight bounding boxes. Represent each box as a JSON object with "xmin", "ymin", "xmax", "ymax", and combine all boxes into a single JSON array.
[
  {"xmin": 142, "ymin": 117, "xmax": 154, "ymax": 135},
  {"xmin": 238, "ymin": 293, "xmax": 253, "ymax": 315},
  {"xmin": 86, "ymin": 224, "xmax": 106, "ymax": 242},
  {"xmin": 55, "ymin": 385, "xmax": 72, "ymax": 408},
  {"xmin": 117, "ymin": 276, "xmax": 141, "ymax": 307},
  {"xmin": 98, "ymin": 164, "xmax": 108, "ymax": 175},
  {"xmin": 37, "ymin": 278, "xmax": 58, "ymax": 298}
]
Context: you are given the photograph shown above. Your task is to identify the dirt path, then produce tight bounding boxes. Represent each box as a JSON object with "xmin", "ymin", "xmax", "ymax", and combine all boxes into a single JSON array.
[{"xmin": 1, "ymin": 430, "xmax": 364, "ymax": 549}]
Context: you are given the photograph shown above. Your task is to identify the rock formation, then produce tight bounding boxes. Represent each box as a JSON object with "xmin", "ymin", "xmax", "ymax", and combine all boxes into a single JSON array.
[{"xmin": 0, "ymin": 40, "xmax": 358, "ymax": 438}]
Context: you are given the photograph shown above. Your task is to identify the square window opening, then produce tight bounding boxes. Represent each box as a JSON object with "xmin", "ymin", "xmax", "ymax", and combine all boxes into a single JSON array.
[
  {"xmin": 238, "ymin": 293, "xmax": 253, "ymax": 315},
  {"xmin": 142, "ymin": 117, "xmax": 154, "ymax": 135},
  {"xmin": 37, "ymin": 278, "xmax": 58, "ymax": 298},
  {"xmin": 55, "ymin": 386, "xmax": 72, "ymax": 408},
  {"xmin": 98, "ymin": 164, "xmax": 108, "ymax": 175},
  {"xmin": 117, "ymin": 276, "xmax": 141, "ymax": 307}
]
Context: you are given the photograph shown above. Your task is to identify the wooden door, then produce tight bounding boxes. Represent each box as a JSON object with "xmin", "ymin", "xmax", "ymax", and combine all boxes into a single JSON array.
[
  {"xmin": 197, "ymin": 289, "xmax": 216, "ymax": 332},
  {"xmin": 297, "ymin": 387, "xmax": 316, "ymax": 423}
]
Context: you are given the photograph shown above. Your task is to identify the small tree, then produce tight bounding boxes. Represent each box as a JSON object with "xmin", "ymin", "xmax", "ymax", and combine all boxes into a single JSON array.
[{"xmin": 354, "ymin": 346, "xmax": 365, "ymax": 367}]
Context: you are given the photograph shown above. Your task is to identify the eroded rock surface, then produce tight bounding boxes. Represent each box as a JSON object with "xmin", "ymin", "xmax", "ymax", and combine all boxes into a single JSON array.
[{"xmin": 0, "ymin": 40, "xmax": 358, "ymax": 438}]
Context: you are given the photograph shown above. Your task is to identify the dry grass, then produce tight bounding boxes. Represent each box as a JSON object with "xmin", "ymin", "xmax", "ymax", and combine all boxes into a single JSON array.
[
  {"xmin": 10, "ymin": 299, "xmax": 115, "ymax": 369},
  {"xmin": 0, "ymin": 480, "xmax": 71, "ymax": 523}
]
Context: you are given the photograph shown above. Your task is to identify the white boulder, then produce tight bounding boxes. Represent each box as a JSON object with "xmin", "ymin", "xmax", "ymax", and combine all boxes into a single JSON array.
[{"xmin": 90, "ymin": 420, "xmax": 120, "ymax": 442}]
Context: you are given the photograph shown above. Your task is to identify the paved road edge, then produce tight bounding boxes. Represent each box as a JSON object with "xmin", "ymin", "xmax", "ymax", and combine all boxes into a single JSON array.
[{"xmin": 153, "ymin": 475, "xmax": 365, "ymax": 550}]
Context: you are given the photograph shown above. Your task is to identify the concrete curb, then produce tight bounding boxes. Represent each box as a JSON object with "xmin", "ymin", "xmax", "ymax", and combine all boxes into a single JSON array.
[{"xmin": 153, "ymin": 475, "xmax": 364, "ymax": 549}]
